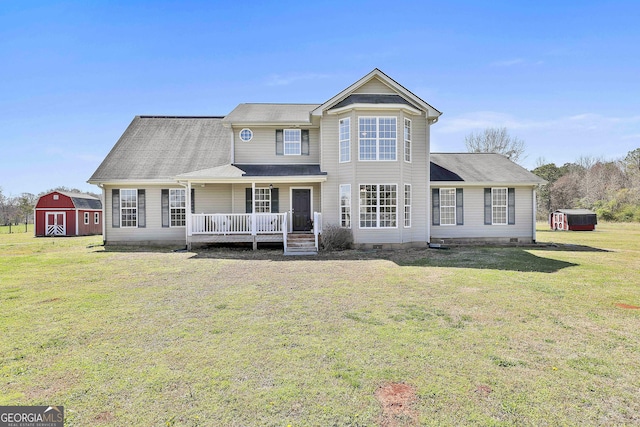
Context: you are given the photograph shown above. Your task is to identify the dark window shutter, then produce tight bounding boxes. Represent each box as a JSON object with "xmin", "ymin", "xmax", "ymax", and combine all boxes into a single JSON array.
[
  {"xmin": 301, "ymin": 130, "xmax": 310, "ymax": 155},
  {"xmin": 508, "ymin": 188, "xmax": 516, "ymax": 225},
  {"xmin": 456, "ymin": 188, "xmax": 464, "ymax": 225},
  {"xmin": 191, "ymin": 188, "xmax": 195, "ymax": 214},
  {"xmin": 161, "ymin": 189, "xmax": 169, "ymax": 228},
  {"xmin": 275, "ymin": 129, "xmax": 283, "ymax": 155},
  {"xmin": 112, "ymin": 189, "xmax": 120, "ymax": 228},
  {"xmin": 137, "ymin": 189, "xmax": 146, "ymax": 228},
  {"xmin": 432, "ymin": 188, "xmax": 440, "ymax": 226},
  {"xmin": 484, "ymin": 188, "xmax": 492, "ymax": 225},
  {"xmin": 271, "ymin": 188, "xmax": 279, "ymax": 213},
  {"xmin": 245, "ymin": 188, "xmax": 252, "ymax": 213}
]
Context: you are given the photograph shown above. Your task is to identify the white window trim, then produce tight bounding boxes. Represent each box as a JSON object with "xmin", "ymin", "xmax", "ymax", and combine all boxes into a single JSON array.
[
  {"xmin": 492, "ymin": 187, "xmax": 508, "ymax": 225},
  {"xmin": 169, "ymin": 188, "xmax": 186, "ymax": 228},
  {"xmin": 404, "ymin": 118, "xmax": 411, "ymax": 163},
  {"xmin": 84, "ymin": 212, "xmax": 90, "ymax": 225},
  {"xmin": 440, "ymin": 188, "xmax": 457, "ymax": 226},
  {"xmin": 284, "ymin": 129, "xmax": 302, "ymax": 156},
  {"xmin": 339, "ymin": 184, "xmax": 351, "ymax": 229},
  {"xmin": 239, "ymin": 128, "xmax": 253, "ymax": 142},
  {"xmin": 94, "ymin": 212, "xmax": 100, "ymax": 224},
  {"xmin": 339, "ymin": 117, "xmax": 351, "ymax": 163},
  {"xmin": 358, "ymin": 183, "xmax": 398, "ymax": 229},
  {"xmin": 254, "ymin": 187, "xmax": 272, "ymax": 213},
  {"xmin": 358, "ymin": 116, "xmax": 397, "ymax": 162},
  {"xmin": 404, "ymin": 184, "xmax": 411, "ymax": 228},
  {"xmin": 120, "ymin": 189, "xmax": 138, "ymax": 228}
]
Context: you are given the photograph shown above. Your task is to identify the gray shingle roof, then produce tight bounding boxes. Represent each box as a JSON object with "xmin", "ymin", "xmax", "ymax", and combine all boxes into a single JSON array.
[
  {"xmin": 329, "ymin": 94, "xmax": 419, "ymax": 110},
  {"xmin": 430, "ymin": 153, "xmax": 546, "ymax": 184},
  {"xmin": 222, "ymin": 104, "xmax": 319, "ymax": 124},
  {"xmin": 89, "ymin": 116, "xmax": 230, "ymax": 181},
  {"xmin": 234, "ymin": 164, "xmax": 326, "ymax": 177}
]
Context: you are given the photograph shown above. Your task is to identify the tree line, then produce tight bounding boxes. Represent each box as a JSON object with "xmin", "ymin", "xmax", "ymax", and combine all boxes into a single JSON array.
[
  {"xmin": 533, "ymin": 149, "xmax": 640, "ymax": 221},
  {"xmin": 465, "ymin": 127, "xmax": 640, "ymax": 222}
]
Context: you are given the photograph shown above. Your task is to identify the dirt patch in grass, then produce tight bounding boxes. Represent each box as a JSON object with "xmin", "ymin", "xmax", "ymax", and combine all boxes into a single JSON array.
[
  {"xmin": 94, "ymin": 411, "xmax": 115, "ymax": 423},
  {"xmin": 375, "ymin": 382, "xmax": 418, "ymax": 427},
  {"xmin": 615, "ymin": 303, "xmax": 640, "ymax": 309}
]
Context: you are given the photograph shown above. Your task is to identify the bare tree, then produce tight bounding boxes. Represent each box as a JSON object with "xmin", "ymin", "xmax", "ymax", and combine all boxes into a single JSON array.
[{"xmin": 464, "ymin": 127, "xmax": 526, "ymax": 164}]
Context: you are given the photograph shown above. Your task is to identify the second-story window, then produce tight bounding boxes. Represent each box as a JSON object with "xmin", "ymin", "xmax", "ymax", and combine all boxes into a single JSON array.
[
  {"xmin": 358, "ymin": 117, "xmax": 396, "ymax": 161},
  {"xmin": 339, "ymin": 118, "xmax": 350, "ymax": 163},
  {"xmin": 284, "ymin": 129, "xmax": 301, "ymax": 155}
]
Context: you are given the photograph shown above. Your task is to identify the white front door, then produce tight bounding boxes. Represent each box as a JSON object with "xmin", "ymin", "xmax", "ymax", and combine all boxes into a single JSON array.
[{"xmin": 46, "ymin": 212, "xmax": 66, "ymax": 236}]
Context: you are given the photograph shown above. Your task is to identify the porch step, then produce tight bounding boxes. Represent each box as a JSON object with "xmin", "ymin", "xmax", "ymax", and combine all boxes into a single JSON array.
[{"xmin": 284, "ymin": 234, "xmax": 317, "ymax": 255}]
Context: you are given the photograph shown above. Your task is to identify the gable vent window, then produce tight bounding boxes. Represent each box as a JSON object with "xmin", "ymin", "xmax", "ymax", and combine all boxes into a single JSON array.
[{"xmin": 239, "ymin": 128, "xmax": 253, "ymax": 142}]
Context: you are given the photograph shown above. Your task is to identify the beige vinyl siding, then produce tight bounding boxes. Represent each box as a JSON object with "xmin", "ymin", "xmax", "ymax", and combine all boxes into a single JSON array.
[
  {"xmin": 233, "ymin": 126, "xmax": 320, "ymax": 164},
  {"xmin": 230, "ymin": 183, "xmax": 320, "ymax": 214},
  {"xmin": 430, "ymin": 186, "xmax": 536, "ymax": 241},
  {"xmin": 321, "ymin": 108, "xmax": 430, "ymax": 246},
  {"xmin": 192, "ymin": 184, "xmax": 232, "ymax": 214},
  {"xmin": 353, "ymin": 77, "xmax": 395, "ymax": 94},
  {"xmin": 104, "ymin": 185, "xmax": 186, "ymax": 244}
]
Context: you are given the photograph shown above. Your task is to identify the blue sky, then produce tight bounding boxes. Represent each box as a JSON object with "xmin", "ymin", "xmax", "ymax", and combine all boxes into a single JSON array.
[{"xmin": 1, "ymin": 0, "xmax": 639, "ymax": 196}]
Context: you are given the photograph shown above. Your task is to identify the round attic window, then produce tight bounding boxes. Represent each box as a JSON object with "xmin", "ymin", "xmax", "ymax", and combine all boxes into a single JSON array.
[{"xmin": 239, "ymin": 128, "xmax": 253, "ymax": 142}]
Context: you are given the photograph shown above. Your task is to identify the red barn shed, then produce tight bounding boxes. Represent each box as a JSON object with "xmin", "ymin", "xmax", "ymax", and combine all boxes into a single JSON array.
[
  {"xmin": 35, "ymin": 191, "xmax": 102, "ymax": 237},
  {"xmin": 550, "ymin": 209, "xmax": 597, "ymax": 231}
]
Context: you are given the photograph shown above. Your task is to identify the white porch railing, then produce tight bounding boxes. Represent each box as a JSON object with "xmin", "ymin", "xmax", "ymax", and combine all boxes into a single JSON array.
[{"xmin": 191, "ymin": 213, "xmax": 286, "ymax": 235}]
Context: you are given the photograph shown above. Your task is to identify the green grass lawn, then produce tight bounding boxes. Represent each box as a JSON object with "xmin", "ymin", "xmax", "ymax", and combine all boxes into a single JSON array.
[{"xmin": 1, "ymin": 223, "xmax": 639, "ymax": 426}]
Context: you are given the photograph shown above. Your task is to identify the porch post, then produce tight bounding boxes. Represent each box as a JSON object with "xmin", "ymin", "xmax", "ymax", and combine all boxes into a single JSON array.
[
  {"xmin": 251, "ymin": 182, "xmax": 257, "ymax": 249},
  {"xmin": 186, "ymin": 181, "xmax": 192, "ymax": 249}
]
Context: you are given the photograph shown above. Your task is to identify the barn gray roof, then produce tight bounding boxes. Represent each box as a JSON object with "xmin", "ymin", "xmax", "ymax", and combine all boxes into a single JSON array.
[
  {"xmin": 430, "ymin": 153, "xmax": 546, "ymax": 184},
  {"xmin": 61, "ymin": 192, "xmax": 102, "ymax": 209},
  {"xmin": 89, "ymin": 116, "xmax": 230, "ymax": 182},
  {"xmin": 222, "ymin": 104, "xmax": 319, "ymax": 124}
]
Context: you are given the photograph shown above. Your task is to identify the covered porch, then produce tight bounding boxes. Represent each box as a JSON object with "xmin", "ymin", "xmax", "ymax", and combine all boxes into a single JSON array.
[{"xmin": 177, "ymin": 164, "xmax": 327, "ymax": 252}]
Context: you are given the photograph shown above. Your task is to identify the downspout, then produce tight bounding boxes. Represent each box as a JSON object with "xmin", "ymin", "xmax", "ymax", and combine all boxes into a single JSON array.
[
  {"xmin": 532, "ymin": 187, "xmax": 537, "ymax": 243},
  {"xmin": 99, "ymin": 184, "xmax": 106, "ymax": 244},
  {"xmin": 426, "ymin": 114, "xmax": 432, "ymax": 245}
]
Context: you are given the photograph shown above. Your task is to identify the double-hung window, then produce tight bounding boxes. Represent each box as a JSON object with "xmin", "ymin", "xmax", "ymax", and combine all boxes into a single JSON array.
[
  {"xmin": 254, "ymin": 188, "xmax": 271, "ymax": 213},
  {"xmin": 113, "ymin": 189, "xmax": 145, "ymax": 228},
  {"xmin": 404, "ymin": 118, "xmax": 411, "ymax": 162},
  {"xmin": 120, "ymin": 189, "xmax": 138, "ymax": 227},
  {"xmin": 404, "ymin": 184, "xmax": 411, "ymax": 227},
  {"xmin": 339, "ymin": 118, "xmax": 350, "ymax": 163},
  {"xmin": 359, "ymin": 184, "xmax": 397, "ymax": 228},
  {"xmin": 358, "ymin": 117, "xmax": 397, "ymax": 161},
  {"xmin": 170, "ymin": 189, "xmax": 186, "ymax": 227},
  {"xmin": 94, "ymin": 212, "xmax": 100, "ymax": 224},
  {"xmin": 492, "ymin": 188, "xmax": 508, "ymax": 225},
  {"xmin": 84, "ymin": 212, "xmax": 90, "ymax": 225},
  {"xmin": 340, "ymin": 184, "xmax": 351, "ymax": 228},
  {"xmin": 284, "ymin": 129, "xmax": 301, "ymax": 155},
  {"xmin": 440, "ymin": 188, "xmax": 456, "ymax": 226}
]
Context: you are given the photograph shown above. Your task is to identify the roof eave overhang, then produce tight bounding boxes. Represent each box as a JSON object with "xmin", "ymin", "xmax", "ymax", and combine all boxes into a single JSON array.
[
  {"xmin": 222, "ymin": 120, "xmax": 314, "ymax": 127},
  {"xmin": 430, "ymin": 181, "xmax": 545, "ymax": 187},
  {"xmin": 177, "ymin": 175, "xmax": 328, "ymax": 184},
  {"xmin": 327, "ymin": 104, "xmax": 422, "ymax": 116},
  {"xmin": 87, "ymin": 179, "xmax": 182, "ymax": 187}
]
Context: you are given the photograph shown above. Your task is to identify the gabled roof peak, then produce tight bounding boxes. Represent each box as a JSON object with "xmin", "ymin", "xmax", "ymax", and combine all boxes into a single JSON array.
[{"xmin": 312, "ymin": 68, "xmax": 441, "ymax": 118}]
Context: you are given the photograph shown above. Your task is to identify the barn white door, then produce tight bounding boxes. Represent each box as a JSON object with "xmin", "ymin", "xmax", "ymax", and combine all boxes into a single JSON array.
[{"xmin": 46, "ymin": 212, "xmax": 66, "ymax": 236}]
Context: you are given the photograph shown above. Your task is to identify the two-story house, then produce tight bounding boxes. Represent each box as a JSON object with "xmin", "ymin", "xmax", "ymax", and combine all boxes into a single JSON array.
[{"xmin": 89, "ymin": 69, "xmax": 544, "ymax": 253}]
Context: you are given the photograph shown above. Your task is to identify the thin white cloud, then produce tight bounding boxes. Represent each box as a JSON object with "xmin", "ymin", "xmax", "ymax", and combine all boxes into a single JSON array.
[
  {"xmin": 490, "ymin": 58, "xmax": 544, "ymax": 67},
  {"xmin": 491, "ymin": 58, "xmax": 526, "ymax": 67},
  {"xmin": 265, "ymin": 72, "xmax": 332, "ymax": 86},
  {"xmin": 437, "ymin": 111, "xmax": 640, "ymax": 135}
]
